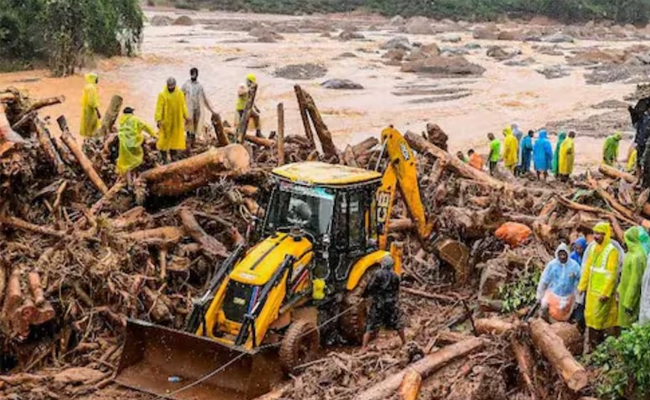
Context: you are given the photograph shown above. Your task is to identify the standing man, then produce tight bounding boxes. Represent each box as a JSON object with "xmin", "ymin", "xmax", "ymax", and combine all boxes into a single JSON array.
[
  {"xmin": 577, "ymin": 222, "xmax": 620, "ymax": 347},
  {"xmin": 182, "ymin": 68, "xmax": 216, "ymax": 153},
  {"xmin": 603, "ymin": 132, "xmax": 622, "ymax": 166},
  {"xmin": 618, "ymin": 227, "xmax": 647, "ymax": 328},
  {"xmin": 155, "ymin": 77, "xmax": 189, "ymax": 164},
  {"xmin": 80, "ymin": 72, "xmax": 101, "ymax": 138},
  {"xmin": 558, "ymin": 131, "xmax": 576, "ymax": 182},
  {"xmin": 533, "ymin": 129, "xmax": 553, "ymax": 181},
  {"xmin": 236, "ymin": 73, "xmax": 262, "ymax": 138},
  {"xmin": 362, "ymin": 256, "xmax": 406, "ymax": 349},
  {"xmin": 536, "ymin": 243, "xmax": 582, "ymax": 322},
  {"xmin": 512, "ymin": 123, "xmax": 524, "ymax": 175},
  {"xmin": 503, "ymin": 127, "xmax": 518, "ymax": 172},
  {"xmin": 520, "ymin": 130, "xmax": 534, "ymax": 176},
  {"xmin": 116, "ymin": 107, "xmax": 156, "ymax": 186},
  {"xmin": 487, "ymin": 132, "xmax": 500, "ymax": 176}
]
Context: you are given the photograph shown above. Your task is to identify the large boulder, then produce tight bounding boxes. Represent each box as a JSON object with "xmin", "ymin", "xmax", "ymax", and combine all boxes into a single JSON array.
[
  {"xmin": 421, "ymin": 43, "xmax": 441, "ymax": 56},
  {"xmin": 339, "ymin": 29, "xmax": 365, "ymax": 41},
  {"xmin": 401, "ymin": 55, "xmax": 486, "ymax": 76},
  {"xmin": 404, "ymin": 50, "xmax": 429, "ymax": 62},
  {"xmin": 405, "ymin": 17, "xmax": 435, "ymax": 35},
  {"xmin": 567, "ymin": 49, "xmax": 625, "ymax": 66},
  {"xmin": 497, "ymin": 30, "xmax": 524, "ymax": 41},
  {"xmin": 172, "ymin": 15, "xmax": 195, "ymax": 26},
  {"xmin": 441, "ymin": 34, "xmax": 462, "ymax": 43},
  {"xmin": 486, "ymin": 46, "xmax": 521, "ymax": 61},
  {"xmin": 380, "ymin": 36, "xmax": 412, "ymax": 51},
  {"xmin": 150, "ymin": 15, "xmax": 173, "ymax": 27},
  {"xmin": 321, "ymin": 79, "xmax": 364, "ymax": 90},
  {"xmin": 382, "ymin": 48, "xmax": 407, "ymax": 61},
  {"xmin": 390, "ymin": 15, "xmax": 406, "ymax": 26},
  {"xmin": 473, "ymin": 25, "xmax": 500, "ymax": 40},
  {"xmin": 542, "ymin": 32, "xmax": 575, "ymax": 43},
  {"xmin": 249, "ymin": 27, "xmax": 284, "ymax": 42}
]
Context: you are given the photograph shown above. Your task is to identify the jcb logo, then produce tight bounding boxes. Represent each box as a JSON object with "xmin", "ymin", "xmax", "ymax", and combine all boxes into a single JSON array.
[
  {"xmin": 377, "ymin": 191, "xmax": 391, "ymax": 223},
  {"xmin": 399, "ymin": 142, "xmax": 410, "ymax": 161}
]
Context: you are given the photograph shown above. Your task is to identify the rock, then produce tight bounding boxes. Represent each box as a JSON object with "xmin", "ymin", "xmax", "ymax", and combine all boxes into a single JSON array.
[
  {"xmin": 321, "ymin": 79, "xmax": 364, "ymax": 90},
  {"xmin": 274, "ymin": 63, "xmax": 328, "ymax": 80},
  {"xmin": 257, "ymin": 34, "xmax": 277, "ymax": 43},
  {"xmin": 537, "ymin": 65, "xmax": 570, "ymax": 79},
  {"xmin": 592, "ymin": 99, "xmax": 629, "ymax": 109},
  {"xmin": 498, "ymin": 30, "xmax": 523, "ymax": 41},
  {"xmin": 249, "ymin": 27, "xmax": 283, "ymax": 40},
  {"xmin": 567, "ymin": 49, "xmax": 624, "ymax": 66},
  {"xmin": 486, "ymin": 46, "xmax": 521, "ymax": 61},
  {"xmin": 337, "ymin": 52, "xmax": 357, "ymax": 58},
  {"xmin": 405, "ymin": 16, "xmax": 435, "ymax": 35},
  {"xmin": 479, "ymin": 263, "xmax": 507, "ymax": 301},
  {"xmin": 542, "ymin": 32, "xmax": 575, "ymax": 43},
  {"xmin": 504, "ymin": 57, "xmax": 536, "ymax": 67},
  {"xmin": 465, "ymin": 42, "xmax": 482, "ymax": 49},
  {"xmin": 536, "ymin": 45, "xmax": 564, "ymax": 56},
  {"xmin": 441, "ymin": 34, "xmax": 462, "ymax": 43},
  {"xmin": 172, "ymin": 15, "xmax": 195, "ymax": 26},
  {"xmin": 390, "ymin": 15, "xmax": 405, "ymax": 26},
  {"xmin": 53, "ymin": 368, "xmax": 104, "ymax": 385},
  {"xmin": 380, "ymin": 36, "xmax": 412, "ymax": 51},
  {"xmin": 440, "ymin": 47, "xmax": 469, "ymax": 56},
  {"xmin": 421, "ymin": 43, "xmax": 441, "ymax": 56},
  {"xmin": 473, "ymin": 27, "xmax": 500, "ymax": 40},
  {"xmin": 405, "ymin": 50, "xmax": 429, "ymax": 62},
  {"xmin": 401, "ymin": 56, "xmax": 486, "ymax": 76},
  {"xmin": 320, "ymin": 32, "xmax": 331, "ymax": 38},
  {"xmin": 339, "ymin": 30, "xmax": 365, "ymax": 41},
  {"xmin": 382, "ymin": 48, "xmax": 407, "ymax": 62},
  {"xmin": 150, "ymin": 15, "xmax": 173, "ymax": 27}
]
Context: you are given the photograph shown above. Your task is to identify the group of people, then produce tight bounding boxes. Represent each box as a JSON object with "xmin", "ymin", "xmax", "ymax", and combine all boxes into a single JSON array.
[
  {"xmin": 456, "ymin": 124, "xmax": 577, "ymax": 182},
  {"xmin": 79, "ymin": 69, "xmax": 260, "ymax": 184},
  {"xmin": 537, "ymin": 222, "xmax": 650, "ymax": 348}
]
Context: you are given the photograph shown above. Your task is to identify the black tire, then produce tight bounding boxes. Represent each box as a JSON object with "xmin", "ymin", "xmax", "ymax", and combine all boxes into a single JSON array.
[
  {"xmin": 279, "ymin": 320, "xmax": 319, "ymax": 375},
  {"xmin": 339, "ymin": 267, "xmax": 377, "ymax": 344}
]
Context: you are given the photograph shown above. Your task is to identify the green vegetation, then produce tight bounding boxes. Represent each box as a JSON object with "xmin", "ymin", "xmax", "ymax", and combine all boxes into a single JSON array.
[
  {"xmin": 178, "ymin": 0, "xmax": 650, "ymax": 25},
  {"xmin": 589, "ymin": 324, "xmax": 650, "ymax": 400},
  {"xmin": 0, "ymin": 0, "xmax": 143, "ymax": 75},
  {"xmin": 498, "ymin": 267, "xmax": 540, "ymax": 313}
]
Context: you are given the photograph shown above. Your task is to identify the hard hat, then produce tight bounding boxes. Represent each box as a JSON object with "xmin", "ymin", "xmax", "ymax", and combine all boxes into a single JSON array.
[{"xmin": 246, "ymin": 73, "xmax": 257, "ymax": 84}]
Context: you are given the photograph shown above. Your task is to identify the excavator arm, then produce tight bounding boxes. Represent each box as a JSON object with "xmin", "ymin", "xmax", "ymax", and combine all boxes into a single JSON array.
[{"xmin": 377, "ymin": 127, "xmax": 433, "ymax": 250}]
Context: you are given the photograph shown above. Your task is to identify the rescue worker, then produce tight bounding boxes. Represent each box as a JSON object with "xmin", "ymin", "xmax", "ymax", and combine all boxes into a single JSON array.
[
  {"xmin": 236, "ymin": 73, "xmax": 262, "ymax": 138},
  {"xmin": 362, "ymin": 256, "xmax": 405, "ymax": 349},
  {"xmin": 155, "ymin": 77, "xmax": 189, "ymax": 164},
  {"xmin": 577, "ymin": 222, "xmax": 620, "ymax": 347},
  {"xmin": 618, "ymin": 227, "xmax": 647, "ymax": 328},
  {"xmin": 487, "ymin": 132, "xmax": 500, "ymax": 175},
  {"xmin": 456, "ymin": 151, "xmax": 468, "ymax": 163},
  {"xmin": 512, "ymin": 123, "xmax": 524, "ymax": 175},
  {"xmin": 520, "ymin": 130, "xmax": 534, "ymax": 176},
  {"xmin": 603, "ymin": 132, "xmax": 622, "ymax": 166},
  {"xmin": 536, "ymin": 243, "xmax": 582, "ymax": 322},
  {"xmin": 503, "ymin": 126, "xmax": 518, "ymax": 172},
  {"xmin": 80, "ymin": 72, "xmax": 101, "ymax": 138},
  {"xmin": 182, "ymin": 68, "xmax": 216, "ymax": 153},
  {"xmin": 468, "ymin": 149, "xmax": 484, "ymax": 170},
  {"xmin": 116, "ymin": 107, "xmax": 156, "ymax": 186},
  {"xmin": 571, "ymin": 236, "xmax": 587, "ymax": 266},
  {"xmin": 533, "ymin": 129, "xmax": 553, "ymax": 181},
  {"xmin": 558, "ymin": 131, "xmax": 576, "ymax": 182},
  {"xmin": 640, "ymin": 254, "xmax": 650, "ymax": 325},
  {"xmin": 626, "ymin": 144, "xmax": 637, "ymax": 173},
  {"xmin": 552, "ymin": 131, "xmax": 566, "ymax": 176}
]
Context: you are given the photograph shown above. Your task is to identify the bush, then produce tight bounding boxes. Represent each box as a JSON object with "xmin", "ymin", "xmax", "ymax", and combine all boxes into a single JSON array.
[
  {"xmin": 498, "ymin": 267, "xmax": 541, "ymax": 313},
  {"xmin": 589, "ymin": 324, "xmax": 650, "ymax": 400}
]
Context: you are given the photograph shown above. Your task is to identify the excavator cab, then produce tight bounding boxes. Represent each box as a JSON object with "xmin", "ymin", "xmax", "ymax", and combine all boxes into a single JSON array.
[{"xmin": 115, "ymin": 128, "xmax": 428, "ymax": 400}]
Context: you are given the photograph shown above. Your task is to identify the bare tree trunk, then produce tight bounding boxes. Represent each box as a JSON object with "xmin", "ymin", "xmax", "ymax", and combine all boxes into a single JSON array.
[
  {"xmin": 97, "ymin": 95, "xmax": 123, "ymax": 137},
  {"xmin": 294, "ymin": 85, "xmax": 316, "ymax": 150},
  {"xmin": 34, "ymin": 118, "xmax": 65, "ymax": 174},
  {"xmin": 277, "ymin": 103, "xmax": 285, "ymax": 165},
  {"xmin": 211, "ymin": 113, "xmax": 230, "ymax": 147},
  {"xmin": 299, "ymin": 87, "xmax": 338, "ymax": 159}
]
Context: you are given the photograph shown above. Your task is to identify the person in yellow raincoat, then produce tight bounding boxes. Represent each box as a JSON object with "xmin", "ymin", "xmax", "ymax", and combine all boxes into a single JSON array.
[
  {"xmin": 558, "ymin": 131, "xmax": 576, "ymax": 182},
  {"xmin": 503, "ymin": 126, "xmax": 518, "ymax": 171},
  {"xmin": 578, "ymin": 222, "xmax": 620, "ymax": 347},
  {"xmin": 155, "ymin": 77, "xmax": 188, "ymax": 163},
  {"xmin": 626, "ymin": 144, "xmax": 637, "ymax": 173},
  {"xmin": 236, "ymin": 73, "xmax": 262, "ymax": 137},
  {"xmin": 116, "ymin": 107, "xmax": 156, "ymax": 185},
  {"xmin": 80, "ymin": 73, "xmax": 101, "ymax": 138}
]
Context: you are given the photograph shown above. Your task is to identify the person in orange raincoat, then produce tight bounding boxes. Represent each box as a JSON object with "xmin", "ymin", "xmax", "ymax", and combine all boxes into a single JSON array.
[{"xmin": 155, "ymin": 77, "xmax": 188, "ymax": 163}]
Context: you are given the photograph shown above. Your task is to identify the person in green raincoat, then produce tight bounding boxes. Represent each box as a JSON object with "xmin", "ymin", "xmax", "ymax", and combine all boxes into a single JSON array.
[
  {"xmin": 618, "ymin": 227, "xmax": 647, "ymax": 328},
  {"xmin": 80, "ymin": 73, "xmax": 101, "ymax": 138},
  {"xmin": 552, "ymin": 131, "xmax": 566, "ymax": 175},
  {"xmin": 117, "ymin": 107, "xmax": 156, "ymax": 185},
  {"xmin": 578, "ymin": 222, "xmax": 620, "ymax": 346},
  {"xmin": 603, "ymin": 132, "xmax": 622, "ymax": 166}
]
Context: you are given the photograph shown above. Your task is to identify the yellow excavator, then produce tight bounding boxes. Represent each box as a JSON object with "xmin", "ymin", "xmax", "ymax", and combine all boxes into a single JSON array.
[{"xmin": 115, "ymin": 127, "xmax": 433, "ymax": 400}]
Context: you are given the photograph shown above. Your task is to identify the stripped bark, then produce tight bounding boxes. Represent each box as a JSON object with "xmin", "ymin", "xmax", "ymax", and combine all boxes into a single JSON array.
[
  {"xmin": 294, "ymin": 85, "xmax": 316, "ymax": 150},
  {"xmin": 97, "ymin": 95, "xmax": 123, "ymax": 137}
]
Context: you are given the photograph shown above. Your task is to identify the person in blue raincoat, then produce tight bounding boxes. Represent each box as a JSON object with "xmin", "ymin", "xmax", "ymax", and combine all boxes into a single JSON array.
[
  {"xmin": 571, "ymin": 236, "xmax": 588, "ymax": 265},
  {"xmin": 533, "ymin": 129, "xmax": 553, "ymax": 181},
  {"xmin": 536, "ymin": 243, "xmax": 582, "ymax": 321},
  {"xmin": 520, "ymin": 130, "xmax": 534, "ymax": 175}
]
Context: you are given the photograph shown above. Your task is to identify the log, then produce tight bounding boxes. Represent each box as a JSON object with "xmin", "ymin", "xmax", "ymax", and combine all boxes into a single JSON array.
[
  {"xmin": 353, "ymin": 338, "xmax": 483, "ymax": 400},
  {"xmin": 427, "ymin": 159, "xmax": 448, "ymax": 187},
  {"xmin": 398, "ymin": 369, "xmax": 422, "ymax": 400},
  {"xmin": 277, "ymin": 103, "xmax": 285, "ymax": 166},
  {"xmin": 178, "ymin": 209, "xmax": 228, "ymax": 258},
  {"xmin": 388, "ymin": 218, "xmax": 414, "ymax": 232},
  {"xmin": 511, "ymin": 338, "xmax": 537, "ymax": 397},
  {"xmin": 90, "ymin": 179, "xmax": 126, "ymax": 216},
  {"xmin": 28, "ymin": 272, "xmax": 45, "ymax": 306},
  {"xmin": 530, "ymin": 318, "xmax": 588, "ymax": 392},
  {"xmin": 293, "ymin": 85, "xmax": 316, "ymax": 150},
  {"xmin": 236, "ymin": 83, "xmax": 258, "ymax": 143},
  {"xmin": 0, "ymin": 215, "xmax": 66, "ymax": 238},
  {"xmin": 0, "ymin": 103, "xmax": 27, "ymax": 143},
  {"xmin": 3, "ymin": 268, "xmax": 22, "ymax": 318},
  {"xmin": 0, "ymin": 93, "xmax": 15, "ymax": 102},
  {"xmin": 123, "ymin": 227, "xmax": 184, "ymax": 246},
  {"xmin": 404, "ymin": 131, "xmax": 505, "ymax": 190},
  {"xmin": 34, "ymin": 118, "xmax": 65, "ymax": 174},
  {"xmin": 211, "ymin": 113, "xmax": 229, "ymax": 147},
  {"xmin": 550, "ymin": 322, "xmax": 583, "ymax": 356},
  {"xmin": 352, "ymin": 137, "xmax": 379, "ymax": 156},
  {"xmin": 474, "ymin": 317, "xmax": 518, "ymax": 335},
  {"xmin": 588, "ymin": 173, "xmax": 650, "ymax": 229},
  {"xmin": 245, "ymin": 134, "xmax": 275, "ymax": 148},
  {"xmin": 432, "ymin": 237, "xmax": 470, "ymax": 285},
  {"xmin": 300, "ymin": 87, "xmax": 338, "ymax": 159},
  {"xmin": 598, "ymin": 164, "xmax": 635, "ymax": 184},
  {"xmin": 97, "ymin": 95, "xmax": 123, "ymax": 137},
  {"xmin": 138, "ymin": 145, "xmax": 250, "ymax": 197},
  {"xmin": 16, "ymin": 95, "xmax": 65, "ymax": 120},
  {"xmin": 57, "ymin": 116, "xmax": 109, "ymax": 194},
  {"xmin": 342, "ymin": 145, "xmax": 359, "ymax": 167}
]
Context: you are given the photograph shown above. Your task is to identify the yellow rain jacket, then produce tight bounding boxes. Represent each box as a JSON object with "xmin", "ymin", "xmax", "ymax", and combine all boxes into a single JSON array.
[
  {"xmin": 577, "ymin": 222, "xmax": 619, "ymax": 330},
  {"xmin": 80, "ymin": 73, "xmax": 100, "ymax": 137},
  {"xmin": 155, "ymin": 86, "xmax": 188, "ymax": 151},
  {"xmin": 503, "ymin": 127, "xmax": 518, "ymax": 170},
  {"xmin": 558, "ymin": 136, "xmax": 575, "ymax": 175},
  {"xmin": 236, "ymin": 73, "xmax": 257, "ymax": 112},
  {"xmin": 627, "ymin": 148, "xmax": 637, "ymax": 173},
  {"xmin": 116, "ymin": 115, "xmax": 156, "ymax": 175}
]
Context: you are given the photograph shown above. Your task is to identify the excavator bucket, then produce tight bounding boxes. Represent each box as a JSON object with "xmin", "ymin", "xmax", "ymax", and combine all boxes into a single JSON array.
[{"xmin": 115, "ymin": 320, "xmax": 283, "ymax": 400}]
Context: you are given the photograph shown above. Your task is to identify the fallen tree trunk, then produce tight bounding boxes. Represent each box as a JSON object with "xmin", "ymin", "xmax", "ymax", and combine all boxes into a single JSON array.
[
  {"xmin": 599, "ymin": 164, "xmax": 635, "ymax": 184},
  {"xmin": 179, "ymin": 209, "xmax": 228, "ymax": 258},
  {"xmin": 138, "ymin": 145, "xmax": 250, "ymax": 197},
  {"xmin": 57, "ymin": 116, "xmax": 109, "ymax": 194},
  {"xmin": 277, "ymin": 103, "xmax": 285, "ymax": 165},
  {"xmin": 398, "ymin": 369, "xmax": 422, "ymax": 400},
  {"xmin": 511, "ymin": 338, "xmax": 537, "ymax": 398},
  {"xmin": 211, "ymin": 113, "xmax": 230, "ymax": 147},
  {"xmin": 293, "ymin": 85, "xmax": 316, "ymax": 150},
  {"xmin": 123, "ymin": 227, "xmax": 184, "ymax": 246},
  {"xmin": 588, "ymin": 174, "xmax": 650, "ymax": 229},
  {"xmin": 28, "ymin": 272, "xmax": 45, "ymax": 306},
  {"xmin": 475, "ymin": 318, "xmax": 518, "ymax": 335},
  {"xmin": 550, "ymin": 322, "xmax": 583, "ymax": 356},
  {"xmin": 295, "ymin": 86, "xmax": 337, "ymax": 158},
  {"xmin": 245, "ymin": 134, "xmax": 275, "ymax": 148},
  {"xmin": 353, "ymin": 337, "xmax": 483, "ymax": 400},
  {"xmin": 530, "ymin": 318, "xmax": 588, "ymax": 392},
  {"xmin": 97, "ymin": 95, "xmax": 123, "ymax": 137},
  {"xmin": 34, "ymin": 118, "xmax": 65, "ymax": 174}
]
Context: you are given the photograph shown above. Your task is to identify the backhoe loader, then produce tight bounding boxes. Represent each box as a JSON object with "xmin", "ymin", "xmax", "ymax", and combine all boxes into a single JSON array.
[{"xmin": 115, "ymin": 127, "xmax": 433, "ymax": 400}]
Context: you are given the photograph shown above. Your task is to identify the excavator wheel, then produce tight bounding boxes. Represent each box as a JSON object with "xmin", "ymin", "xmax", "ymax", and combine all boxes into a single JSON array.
[
  {"xmin": 339, "ymin": 266, "xmax": 377, "ymax": 344},
  {"xmin": 279, "ymin": 320, "xmax": 320, "ymax": 375}
]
